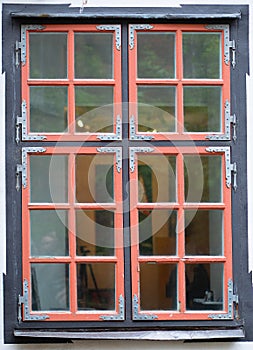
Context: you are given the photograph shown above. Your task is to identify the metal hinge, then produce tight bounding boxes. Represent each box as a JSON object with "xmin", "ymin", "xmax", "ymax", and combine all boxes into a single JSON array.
[
  {"xmin": 18, "ymin": 279, "xmax": 49, "ymax": 322},
  {"xmin": 129, "ymin": 24, "xmax": 153, "ymax": 49},
  {"xmin": 16, "ymin": 100, "xmax": 47, "ymax": 143},
  {"xmin": 100, "ymin": 295, "xmax": 124, "ymax": 320},
  {"xmin": 209, "ymin": 279, "xmax": 238, "ymax": 320},
  {"xmin": 96, "ymin": 25, "xmax": 121, "ymax": 50},
  {"xmin": 129, "ymin": 147, "xmax": 154, "ymax": 172},
  {"xmin": 130, "ymin": 116, "xmax": 154, "ymax": 140},
  {"xmin": 206, "ymin": 147, "xmax": 237, "ymax": 191},
  {"xmin": 132, "ymin": 294, "xmax": 158, "ymax": 320},
  {"xmin": 97, "ymin": 147, "xmax": 122, "ymax": 173},
  {"xmin": 97, "ymin": 115, "xmax": 122, "ymax": 141},
  {"xmin": 206, "ymin": 100, "xmax": 237, "ymax": 142},
  {"xmin": 16, "ymin": 147, "xmax": 46, "ymax": 191},
  {"xmin": 206, "ymin": 25, "xmax": 236, "ymax": 68}
]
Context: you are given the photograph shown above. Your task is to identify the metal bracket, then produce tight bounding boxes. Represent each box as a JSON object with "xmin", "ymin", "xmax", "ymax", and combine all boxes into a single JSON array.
[
  {"xmin": 129, "ymin": 24, "xmax": 153, "ymax": 49},
  {"xmin": 206, "ymin": 147, "xmax": 237, "ymax": 190},
  {"xmin": 16, "ymin": 147, "xmax": 46, "ymax": 190},
  {"xmin": 18, "ymin": 279, "xmax": 49, "ymax": 322},
  {"xmin": 97, "ymin": 147, "xmax": 122, "ymax": 173},
  {"xmin": 209, "ymin": 279, "xmax": 238, "ymax": 320},
  {"xmin": 100, "ymin": 295, "xmax": 124, "ymax": 320},
  {"xmin": 97, "ymin": 115, "xmax": 122, "ymax": 141},
  {"xmin": 206, "ymin": 100, "xmax": 237, "ymax": 142},
  {"xmin": 16, "ymin": 100, "xmax": 47, "ymax": 143},
  {"xmin": 17, "ymin": 25, "xmax": 45, "ymax": 66},
  {"xmin": 96, "ymin": 25, "xmax": 121, "ymax": 50},
  {"xmin": 132, "ymin": 294, "xmax": 158, "ymax": 320},
  {"xmin": 129, "ymin": 147, "xmax": 154, "ymax": 172},
  {"xmin": 206, "ymin": 25, "xmax": 236, "ymax": 68},
  {"xmin": 130, "ymin": 116, "xmax": 154, "ymax": 140}
]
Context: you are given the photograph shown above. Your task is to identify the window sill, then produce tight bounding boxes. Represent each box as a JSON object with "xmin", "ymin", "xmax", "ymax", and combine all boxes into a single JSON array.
[{"xmin": 14, "ymin": 328, "xmax": 245, "ymax": 341}]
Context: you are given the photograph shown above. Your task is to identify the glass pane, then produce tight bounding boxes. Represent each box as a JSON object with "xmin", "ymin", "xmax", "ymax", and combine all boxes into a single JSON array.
[
  {"xmin": 184, "ymin": 155, "xmax": 222, "ymax": 203},
  {"xmin": 140, "ymin": 263, "xmax": 177, "ymax": 310},
  {"xmin": 30, "ymin": 86, "xmax": 68, "ymax": 133},
  {"xmin": 30, "ymin": 155, "xmax": 68, "ymax": 203},
  {"xmin": 31, "ymin": 263, "xmax": 69, "ymax": 311},
  {"xmin": 76, "ymin": 154, "xmax": 114, "ymax": 203},
  {"xmin": 77, "ymin": 263, "xmax": 115, "ymax": 310},
  {"xmin": 183, "ymin": 33, "xmax": 221, "ymax": 79},
  {"xmin": 137, "ymin": 33, "xmax": 175, "ymax": 78},
  {"xmin": 184, "ymin": 86, "xmax": 221, "ymax": 132},
  {"xmin": 76, "ymin": 210, "xmax": 114, "ymax": 256},
  {"xmin": 185, "ymin": 210, "xmax": 223, "ymax": 255},
  {"xmin": 30, "ymin": 33, "xmax": 67, "ymax": 79},
  {"xmin": 186, "ymin": 263, "xmax": 223, "ymax": 310},
  {"xmin": 138, "ymin": 155, "xmax": 176, "ymax": 203},
  {"xmin": 138, "ymin": 86, "xmax": 176, "ymax": 132},
  {"xmin": 75, "ymin": 33, "xmax": 113, "ymax": 79},
  {"xmin": 75, "ymin": 86, "xmax": 113, "ymax": 133},
  {"xmin": 139, "ymin": 210, "xmax": 177, "ymax": 256},
  {"xmin": 30, "ymin": 210, "xmax": 68, "ymax": 256}
]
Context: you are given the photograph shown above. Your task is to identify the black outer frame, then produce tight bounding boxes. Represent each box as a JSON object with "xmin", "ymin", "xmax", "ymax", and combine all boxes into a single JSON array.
[{"xmin": 2, "ymin": 3, "xmax": 251, "ymax": 344}]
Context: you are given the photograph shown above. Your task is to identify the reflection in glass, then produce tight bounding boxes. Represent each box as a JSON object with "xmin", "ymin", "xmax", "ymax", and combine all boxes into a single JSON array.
[
  {"xmin": 30, "ymin": 210, "xmax": 68, "ymax": 256},
  {"xmin": 76, "ymin": 154, "xmax": 114, "ymax": 203},
  {"xmin": 138, "ymin": 155, "xmax": 176, "ymax": 203},
  {"xmin": 75, "ymin": 33, "xmax": 113, "ymax": 79},
  {"xmin": 31, "ymin": 263, "xmax": 69, "ymax": 311},
  {"xmin": 77, "ymin": 263, "xmax": 115, "ymax": 310},
  {"xmin": 186, "ymin": 263, "xmax": 223, "ymax": 310},
  {"xmin": 184, "ymin": 155, "xmax": 222, "ymax": 203},
  {"xmin": 75, "ymin": 86, "xmax": 113, "ymax": 133},
  {"xmin": 137, "ymin": 33, "xmax": 175, "ymax": 78},
  {"xmin": 30, "ymin": 155, "xmax": 68, "ymax": 203},
  {"xmin": 76, "ymin": 210, "xmax": 114, "ymax": 256},
  {"xmin": 184, "ymin": 86, "xmax": 221, "ymax": 132},
  {"xmin": 139, "ymin": 210, "xmax": 177, "ymax": 256},
  {"xmin": 183, "ymin": 33, "xmax": 221, "ymax": 79},
  {"xmin": 138, "ymin": 86, "xmax": 176, "ymax": 132},
  {"xmin": 185, "ymin": 210, "xmax": 223, "ymax": 255},
  {"xmin": 30, "ymin": 33, "xmax": 67, "ymax": 79},
  {"xmin": 140, "ymin": 263, "xmax": 177, "ymax": 310},
  {"xmin": 30, "ymin": 86, "xmax": 68, "ymax": 133}
]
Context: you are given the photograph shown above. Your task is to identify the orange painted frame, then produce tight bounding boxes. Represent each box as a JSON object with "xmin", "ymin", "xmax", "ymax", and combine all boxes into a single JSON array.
[
  {"xmin": 21, "ymin": 147, "xmax": 124, "ymax": 321},
  {"xmin": 128, "ymin": 24, "xmax": 230, "ymax": 141},
  {"xmin": 21, "ymin": 25, "xmax": 122, "ymax": 141},
  {"xmin": 130, "ymin": 146, "xmax": 232, "ymax": 320}
]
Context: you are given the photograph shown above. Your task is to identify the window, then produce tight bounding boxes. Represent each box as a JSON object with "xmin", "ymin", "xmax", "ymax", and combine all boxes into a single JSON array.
[{"xmin": 3, "ymin": 4, "xmax": 249, "ymax": 342}]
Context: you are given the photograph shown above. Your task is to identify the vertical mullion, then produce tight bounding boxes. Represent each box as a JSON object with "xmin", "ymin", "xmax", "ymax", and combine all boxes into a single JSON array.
[
  {"xmin": 177, "ymin": 151, "xmax": 186, "ymax": 312},
  {"xmin": 176, "ymin": 30, "xmax": 184, "ymax": 135},
  {"xmin": 68, "ymin": 152, "xmax": 77, "ymax": 313},
  {"xmin": 68, "ymin": 30, "xmax": 75, "ymax": 135}
]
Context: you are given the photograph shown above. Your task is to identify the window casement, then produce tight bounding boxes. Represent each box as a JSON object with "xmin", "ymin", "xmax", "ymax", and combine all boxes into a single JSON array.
[{"xmin": 5, "ymin": 9, "xmax": 247, "ymax": 339}]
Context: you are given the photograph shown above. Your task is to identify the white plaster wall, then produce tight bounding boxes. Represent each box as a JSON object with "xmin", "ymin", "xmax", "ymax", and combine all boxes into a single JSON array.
[{"xmin": 0, "ymin": 0, "xmax": 252, "ymax": 349}]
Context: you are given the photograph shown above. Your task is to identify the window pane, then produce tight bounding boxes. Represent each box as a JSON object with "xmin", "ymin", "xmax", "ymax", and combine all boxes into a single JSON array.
[
  {"xmin": 184, "ymin": 155, "xmax": 222, "ymax": 203},
  {"xmin": 183, "ymin": 33, "xmax": 221, "ymax": 79},
  {"xmin": 139, "ymin": 210, "xmax": 177, "ymax": 256},
  {"xmin": 77, "ymin": 263, "xmax": 115, "ymax": 310},
  {"xmin": 184, "ymin": 86, "xmax": 221, "ymax": 132},
  {"xmin": 76, "ymin": 210, "xmax": 114, "ymax": 256},
  {"xmin": 30, "ymin": 33, "xmax": 67, "ymax": 79},
  {"xmin": 30, "ymin": 155, "xmax": 68, "ymax": 203},
  {"xmin": 140, "ymin": 263, "xmax": 177, "ymax": 310},
  {"xmin": 185, "ymin": 210, "xmax": 223, "ymax": 255},
  {"xmin": 30, "ymin": 86, "xmax": 68, "ymax": 133},
  {"xmin": 30, "ymin": 210, "xmax": 68, "ymax": 256},
  {"xmin": 186, "ymin": 263, "xmax": 223, "ymax": 311},
  {"xmin": 31, "ymin": 263, "xmax": 69, "ymax": 311},
  {"xmin": 75, "ymin": 86, "xmax": 113, "ymax": 133},
  {"xmin": 75, "ymin": 33, "xmax": 113, "ymax": 79},
  {"xmin": 76, "ymin": 154, "xmax": 114, "ymax": 203},
  {"xmin": 138, "ymin": 86, "xmax": 176, "ymax": 132},
  {"xmin": 137, "ymin": 33, "xmax": 175, "ymax": 78},
  {"xmin": 138, "ymin": 155, "xmax": 176, "ymax": 203}
]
